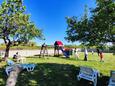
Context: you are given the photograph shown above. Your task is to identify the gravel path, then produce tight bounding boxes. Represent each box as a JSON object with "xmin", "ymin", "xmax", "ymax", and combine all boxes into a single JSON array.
[{"xmin": 0, "ymin": 49, "xmax": 62, "ymax": 57}]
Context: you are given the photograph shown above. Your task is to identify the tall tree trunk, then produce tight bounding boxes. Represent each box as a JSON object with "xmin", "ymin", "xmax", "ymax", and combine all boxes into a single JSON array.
[{"xmin": 3, "ymin": 43, "xmax": 11, "ymax": 61}]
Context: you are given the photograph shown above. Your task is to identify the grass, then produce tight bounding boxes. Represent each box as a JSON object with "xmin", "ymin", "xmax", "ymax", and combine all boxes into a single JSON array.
[{"xmin": 0, "ymin": 52, "xmax": 115, "ymax": 86}]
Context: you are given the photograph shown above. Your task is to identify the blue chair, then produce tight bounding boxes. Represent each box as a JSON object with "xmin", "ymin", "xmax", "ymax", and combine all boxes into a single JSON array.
[
  {"xmin": 20, "ymin": 64, "xmax": 36, "ymax": 72},
  {"xmin": 6, "ymin": 59, "xmax": 15, "ymax": 66},
  {"xmin": 5, "ymin": 59, "xmax": 36, "ymax": 76}
]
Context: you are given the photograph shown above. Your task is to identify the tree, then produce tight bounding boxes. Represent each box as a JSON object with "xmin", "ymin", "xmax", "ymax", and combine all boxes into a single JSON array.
[
  {"xmin": 65, "ymin": 0, "xmax": 115, "ymax": 47},
  {"xmin": 65, "ymin": 5, "xmax": 89, "ymax": 45},
  {"xmin": 90, "ymin": 0, "xmax": 115, "ymax": 44},
  {"xmin": 0, "ymin": 0, "xmax": 43, "ymax": 60}
]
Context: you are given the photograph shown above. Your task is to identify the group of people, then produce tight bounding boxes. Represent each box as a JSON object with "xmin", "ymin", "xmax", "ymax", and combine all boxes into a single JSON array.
[
  {"xmin": 13, "ymin": 46, "xmax": 104, "ymax": 62},
  {"xmin": 74, "ymin": 48, "xmax": 104, "ymax": 62}
]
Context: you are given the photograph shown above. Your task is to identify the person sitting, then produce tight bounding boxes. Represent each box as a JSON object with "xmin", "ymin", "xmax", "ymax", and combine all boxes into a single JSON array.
[{"xmin": 13, "ymin": 52, "xmax": 19, "ymax": 59}]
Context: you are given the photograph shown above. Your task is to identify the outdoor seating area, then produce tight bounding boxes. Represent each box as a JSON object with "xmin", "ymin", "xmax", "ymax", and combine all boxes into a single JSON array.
[
  {"xmin": 20, "ymin": 64, "xmax": 36, "ymax": 71},
  {"xmin": 108, "ymin": 70, "xmax": 115, "ymax": 86},
  {"xmin": 77, "ymin": 66, "xmax": 100, "ymax": 86},
  {"xmin": 5, "ymin": 59, "xmax": 36, "ymax": 76},
  {"xmin": 0, "ymin": 55, "xmax": 114, "ymax": 86},
  {"xmin": 0, "ymin": 0, "xmax": 114, "ymax": 86}
]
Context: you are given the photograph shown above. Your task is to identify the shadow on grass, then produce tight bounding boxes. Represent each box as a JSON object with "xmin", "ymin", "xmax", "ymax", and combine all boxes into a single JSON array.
[
  {"xmin": 0, "ymin": 67, "xmax": 7, "ymax": 86},
  {"xmin": 54, "ymin": 56, "xmax": 97, "ymax": 62},
  {"xmin": 16, "ymin": 63, "xmax": 79, "ymax": 86},
  {"xmin": 15, "ymin": 63, "xmax": 109, "ymax": 86},
  {"xmin": 27, "ymin": 55, "xmax": 54, "ymax": 58}
]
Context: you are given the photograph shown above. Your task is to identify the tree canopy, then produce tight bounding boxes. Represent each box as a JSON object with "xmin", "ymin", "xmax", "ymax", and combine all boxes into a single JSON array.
[
  {"xmin": 0, "ymin": 0, "xmax": 43, "ymax": 59},
  {"xmin": 65, "ymin": 0, "xmax": 115, "ymax": 46}
]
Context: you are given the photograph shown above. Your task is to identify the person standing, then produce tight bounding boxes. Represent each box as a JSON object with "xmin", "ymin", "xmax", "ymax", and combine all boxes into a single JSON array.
[
  {"xmin": 97, "ymin": 48, "xmax": 100, "ymax": 56},
  {"xmin": 74, "ymin": 48, "xmax": 79, "ymax": 59},
  {"xmin": 84, "ymin": 48, "xmax": 88, "ymax": 61},
  {"xmin": 40, "ymin": 43, "xmax": 48, "ymax": 57},
  {"xmin": 92, "ymin": 50, "xmax": 94, "ymax": 55},
  {"xmin": 99, "ymin": 50, "xmax": 104, "ymax": 62}
]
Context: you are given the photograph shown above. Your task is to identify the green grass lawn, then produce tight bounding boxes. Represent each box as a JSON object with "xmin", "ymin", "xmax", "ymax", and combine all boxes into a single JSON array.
[{"xmin": 0, "ymin": 52, "xmax": 115, "ymax": 86}]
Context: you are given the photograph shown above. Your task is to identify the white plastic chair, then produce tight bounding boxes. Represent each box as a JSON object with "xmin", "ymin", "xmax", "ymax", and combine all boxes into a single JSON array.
[{"xmin": 77, "ymin": 66, "xmax": 99, "ymax": 86}]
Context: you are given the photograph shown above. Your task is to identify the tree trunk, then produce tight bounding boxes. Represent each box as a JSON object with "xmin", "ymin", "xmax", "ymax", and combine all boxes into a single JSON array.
[
  {"xmin": 6, "ymin": 65, "xmax": 22, "ymax": 86},
  {"xmin": 3, "ymin": 43, "xmax": 11, "ymax": 61}
]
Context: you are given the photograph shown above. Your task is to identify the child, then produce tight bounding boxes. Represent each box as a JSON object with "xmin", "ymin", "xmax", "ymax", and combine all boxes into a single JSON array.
[
  {"xmin": 92, "ymin": 50, "xmax": 94, "ymax": 55},
  {"xmin": 99, "ymin": 51, "xmax": 104, "ymax": 62},
  {"xmin": 74, "ymin": 48, "xmax": 79, "ymax": 59}
]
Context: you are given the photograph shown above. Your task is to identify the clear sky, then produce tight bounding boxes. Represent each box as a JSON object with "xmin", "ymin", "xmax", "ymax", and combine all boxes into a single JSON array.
[{"xmin": 0, "ymin": 0, "xmax": 96, "ymax": 45}]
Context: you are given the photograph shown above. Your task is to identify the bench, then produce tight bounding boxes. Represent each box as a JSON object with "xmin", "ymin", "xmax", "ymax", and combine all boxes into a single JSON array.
[
  {"xmin": 5, "ymin": 64, "xmax": 36, "ymax": 75},
  {"xmin": 108, "ymin": 70, "xmax": 115, "ymax": 86},
  {"xmin": 77, "ymin": 66, "xmax": 99, "ymax": 86},
  {"xmin": 5, "ymin": 59, "xmax": 35, "ymax": 76}
]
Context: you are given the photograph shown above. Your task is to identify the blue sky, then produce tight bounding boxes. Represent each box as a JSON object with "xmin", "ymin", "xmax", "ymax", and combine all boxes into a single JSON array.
[{"xmin": 0, "ymin": 0, "xmax": 96, "ymax": 45}]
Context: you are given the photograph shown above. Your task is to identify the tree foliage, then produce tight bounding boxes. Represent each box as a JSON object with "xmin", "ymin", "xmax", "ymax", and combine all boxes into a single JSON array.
[
  {"xmin": 65, "ymin": 0, "xmax": 115, "ymax": 46},
  {"xmin": 0, "ymin": 0, "xmax": 43, "ymax": 59}
]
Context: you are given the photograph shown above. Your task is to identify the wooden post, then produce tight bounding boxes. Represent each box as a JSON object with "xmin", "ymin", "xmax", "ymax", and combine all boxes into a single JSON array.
[{"xmin": 6, "ymin": 65, "xmax": 22, "ymax": 86}]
